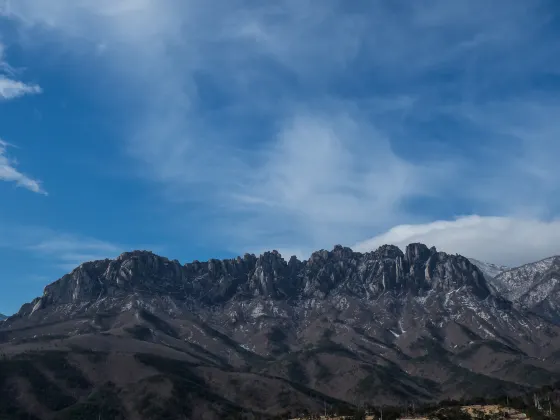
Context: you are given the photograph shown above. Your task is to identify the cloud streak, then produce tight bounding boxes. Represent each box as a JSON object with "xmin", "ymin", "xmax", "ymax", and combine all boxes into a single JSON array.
[
  {"xmin": 0, "ymin": 41, "xmax": 44, "ymax": 193},
  {"xmin": 0, "ymin": 76, "xmax": 41, "ymax": 99},
  {"xmin": 0, "ymin": 42, "xmax": 41, "ymax": 99},
  {"xmin": 0, "ymin": 139, "xmax": 46, "ymax": 194}
]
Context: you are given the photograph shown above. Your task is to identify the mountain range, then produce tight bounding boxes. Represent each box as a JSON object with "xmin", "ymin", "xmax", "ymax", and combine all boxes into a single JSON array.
[{"xmin": 1, "ymin": 243, "xmax": 560, "ymax": 419}]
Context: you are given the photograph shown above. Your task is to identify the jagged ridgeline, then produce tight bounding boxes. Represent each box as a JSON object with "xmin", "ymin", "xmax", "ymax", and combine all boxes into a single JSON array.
[
  {"xmin": 2, "ymin": 243, "xmax": 560, "ymax": 419},
  {"xmin": 18, "ymin": 243, "xmax": 490, "ymax": 314}
]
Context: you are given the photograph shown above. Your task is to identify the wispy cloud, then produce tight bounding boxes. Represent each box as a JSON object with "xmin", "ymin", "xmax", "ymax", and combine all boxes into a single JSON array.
[
  {"xmin": 28, "ymin": 235, "xmax": 123, "ymax": 271},
  {"xmin": 0, "ymin": 41, "xmax": 44, "ymax": 193},
  {"xmin": 225, "ymin": 109, "xmax": 454, "ymax": 254},
  {"xmin": 452, "ymin": 100, "xmax": 560, "ymax": 218},
  {"xmin": 0, "ymin": 139, "xmax": 46, "ymax": 194},
  {"xmin": 4, "ymin": 1, "xmax": 560, "ymax": 257},
  {"xmin": 0, "ymin": 42, "xmax": 41, "ymax": 99},
  {"xmin": 0, "ymin": 224, "xmax": 126, "ymax": 270},
  {"xmin": 0, "ymin": 76, "xmax": 41, "ymax": 99}
]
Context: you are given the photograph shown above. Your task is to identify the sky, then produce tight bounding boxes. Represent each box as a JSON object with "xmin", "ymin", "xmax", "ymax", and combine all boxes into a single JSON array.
[{"xmin": 1, "ymin": 0, "xmax": 560, "ymax": 314}]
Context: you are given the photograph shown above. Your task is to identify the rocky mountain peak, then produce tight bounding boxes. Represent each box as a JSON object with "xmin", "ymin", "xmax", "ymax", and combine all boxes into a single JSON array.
[
  {"xmin": 309, "ymin": 249, "xmax": 329, "ymax": 263},
  {"xmin": 332, "ymin": 244, "xmax": 355, "ymax": 259},
  {"xmin": 422, "ymin": 251, "xmax": 490, "ymax": 298},
  {"xmin": 257, "ymin": 250, "xmax": 285, "ymax": 265},
  {"xmin": 372, "ymin": 244, "xmax": 404, "ymax": 260},
  {"xmin": 405, "ymin": 242, "xmax": 434, "ymax": 265},
  {"xmin": 116, "ymin": 249, "xmax": 158, "ymax": 260}
]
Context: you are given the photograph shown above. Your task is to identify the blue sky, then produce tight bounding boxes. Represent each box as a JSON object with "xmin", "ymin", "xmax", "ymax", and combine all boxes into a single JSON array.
[{"xmin": 1, "ymin": 0, "xmax": 560, "ymax": 314}]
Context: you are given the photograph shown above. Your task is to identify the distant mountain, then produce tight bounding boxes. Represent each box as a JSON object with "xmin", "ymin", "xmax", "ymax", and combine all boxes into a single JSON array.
[
  {"xmin": 0, "ymin": 313, "xmax": 6, "ymax": 320},
  {"xmin": 2, "ymin": 244, "xmax": 560, "ymax": 419},
  {"xmin": 469, "ymin": 256, "xmax": 560, "ymax": 324},
  {"xmin": 468, "ymin": 258, "xmax": 509, "ymax": 280},
  {"xmin": 491, "ymin": 256, "xmax": 560, "ymax": 324}
]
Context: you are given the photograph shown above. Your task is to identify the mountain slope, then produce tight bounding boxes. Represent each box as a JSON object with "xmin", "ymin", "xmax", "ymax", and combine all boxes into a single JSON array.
[
  {"xmin": 0, "ymin": 314, "xmax": 6, "ymax": 320},
  {"xmin": 492, "ymin": 257, "xmax": 560, "ymax": 324},
  {"xmin": 2, "ymin": 244, "xmax": 560, "ymax": 419}
]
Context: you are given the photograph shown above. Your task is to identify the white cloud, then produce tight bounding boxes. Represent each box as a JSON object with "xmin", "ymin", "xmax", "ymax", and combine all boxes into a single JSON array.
[
  {"xmin": 0, "ymin": 139, "xmax": 46, "ymax": 194},
  {"xmin": 354, "ymin": 216, "xmax": 560, "ymax": 267},
  {"xmin": 0, "ymin": 42, "xmax": 42, "ymax": 99},
  {"xmin": 226, "ymin": 110, "xmax": 454, "ymax": 254},
  {"xmin": 0, "ymin": 76, "xmax": 41, "ymax": 99}
]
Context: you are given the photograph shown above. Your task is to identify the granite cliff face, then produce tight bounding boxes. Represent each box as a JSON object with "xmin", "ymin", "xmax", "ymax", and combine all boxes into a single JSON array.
[{"xmin": 2, "ymin": 244, "xmax": 560, "ymax": 420}]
